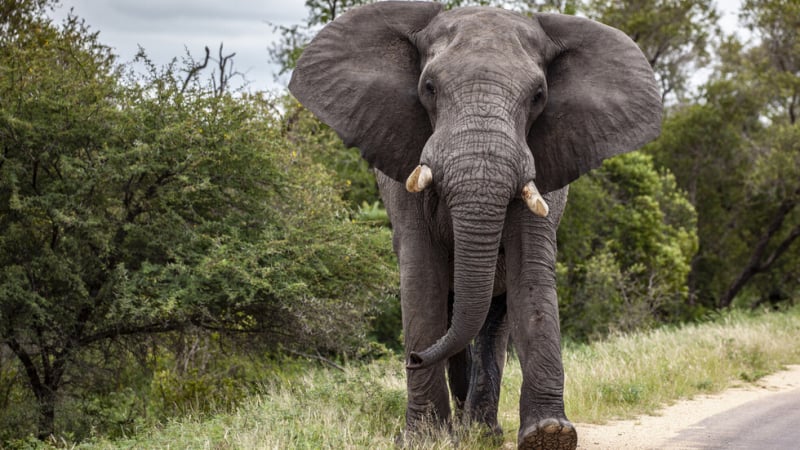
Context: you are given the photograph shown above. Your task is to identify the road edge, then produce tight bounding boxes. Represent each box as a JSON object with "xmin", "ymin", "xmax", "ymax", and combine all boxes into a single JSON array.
[{"xmin": 575, "ymin": 364, "xmax": 800, "ymax": 449}]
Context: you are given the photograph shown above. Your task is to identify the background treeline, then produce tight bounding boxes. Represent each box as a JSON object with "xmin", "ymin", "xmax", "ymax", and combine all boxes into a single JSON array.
[{"xmin": 0, "ymin": 0, "xmax": 797, "ymax": 445}]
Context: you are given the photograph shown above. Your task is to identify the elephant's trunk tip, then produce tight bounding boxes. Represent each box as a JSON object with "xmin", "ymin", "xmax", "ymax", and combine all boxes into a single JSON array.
[
  {"xmin": 406, "ymin": 351, "xmax": 430, "ymax": 370},
  {"xmin": 522, "ymin": 181, "xmax": 549, "ymax": 217}
]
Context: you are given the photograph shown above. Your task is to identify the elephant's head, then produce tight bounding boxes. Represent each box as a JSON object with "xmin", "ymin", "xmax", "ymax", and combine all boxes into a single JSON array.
[{"xmin": 289, "ymin": 2, "xmax": 661, "ymax": 369}]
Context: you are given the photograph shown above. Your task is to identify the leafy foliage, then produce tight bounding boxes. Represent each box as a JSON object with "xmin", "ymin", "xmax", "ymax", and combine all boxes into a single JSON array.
[
  {"xmin": 558, "ymin": 152, "xmax": 698, "ymax": 339},
  {"xmin": 282, "ymin": 100, "xmax": 380, "ymax": 208},
  {"xmin": 0, "ymin": 0, "xmax": 397, "ymax": 441}
]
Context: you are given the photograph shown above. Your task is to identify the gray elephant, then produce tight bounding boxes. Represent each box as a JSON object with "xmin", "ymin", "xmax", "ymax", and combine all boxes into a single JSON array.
[{"xmin": 289, "ymin": 2, "xmax": 661, "ymax": 448}]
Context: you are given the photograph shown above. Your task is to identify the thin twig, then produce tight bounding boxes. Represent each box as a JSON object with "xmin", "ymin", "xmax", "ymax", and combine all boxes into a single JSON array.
[{"xmin": 286, "ymin": 349, "xmax": 345, "ymax": 372}]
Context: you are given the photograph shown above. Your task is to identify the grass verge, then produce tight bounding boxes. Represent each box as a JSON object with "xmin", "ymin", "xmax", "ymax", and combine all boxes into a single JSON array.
[{"xmin": 86, "ymin": 307, "xmax": 800, "ymax": 449}]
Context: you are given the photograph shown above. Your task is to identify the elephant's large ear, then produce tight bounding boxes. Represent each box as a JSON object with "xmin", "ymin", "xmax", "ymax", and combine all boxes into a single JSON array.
[
  {"xmin": 529, "ymin": 13, "xmax": 662, "ymax": 193},
  {"xmin": 289, "ymin": 1, "xmax": 443, "ymax": 183}
]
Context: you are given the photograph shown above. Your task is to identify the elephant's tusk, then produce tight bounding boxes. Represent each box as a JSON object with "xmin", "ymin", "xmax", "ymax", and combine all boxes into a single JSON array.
[
  {"xmin": 522, "ymin": 181, "xmax": 549, "ymax": 217},
  {"xmin": 405, "ymin": 165, "xmax": 433, "ymax": 193}
]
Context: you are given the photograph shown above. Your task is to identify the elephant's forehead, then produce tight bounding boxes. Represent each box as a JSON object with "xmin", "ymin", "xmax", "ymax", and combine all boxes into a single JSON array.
[{"xmin": 420, "ymin": 7, "xmax": 547, "ymax": 57}]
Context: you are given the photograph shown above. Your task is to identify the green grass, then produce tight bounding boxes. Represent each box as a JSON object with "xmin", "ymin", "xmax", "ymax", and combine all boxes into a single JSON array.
[
  {"xmin": 561, "ymin": 308, "xmax": 800, "ymax": 423},
  {"xmin": 85, "ymin": 307, "xmax": 800, "ymax": 449}
]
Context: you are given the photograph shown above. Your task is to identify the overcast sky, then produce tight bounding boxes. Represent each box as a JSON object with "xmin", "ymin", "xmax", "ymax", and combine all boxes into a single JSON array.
[
  {"xmin": 50, "ymin": 0, "xmax": 747, "ymax": 94},
  {"xmin": 51, "ymin": 0, "xmax": 309, "ymax": 92}
]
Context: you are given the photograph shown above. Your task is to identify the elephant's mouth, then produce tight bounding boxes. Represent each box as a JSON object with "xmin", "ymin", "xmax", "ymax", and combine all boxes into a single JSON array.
[{"xmin": 405, "ymin": 165, "xmax": 549, "ymax": 219}]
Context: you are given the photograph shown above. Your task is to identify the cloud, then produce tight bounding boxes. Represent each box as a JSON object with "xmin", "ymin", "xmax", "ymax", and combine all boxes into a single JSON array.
[{"xmin": 135, "ymin": 1, "xmax": 302, "ymax": 21}]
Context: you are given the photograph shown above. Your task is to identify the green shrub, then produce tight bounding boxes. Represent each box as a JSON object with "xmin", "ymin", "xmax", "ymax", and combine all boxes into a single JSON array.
[
  {"xmin": 558, "ymin": 152, "xmax": 698, "ymax": 340},
  {"xmin": 0, "ymin": 1, "xmax": 398, "ymax": 442}
]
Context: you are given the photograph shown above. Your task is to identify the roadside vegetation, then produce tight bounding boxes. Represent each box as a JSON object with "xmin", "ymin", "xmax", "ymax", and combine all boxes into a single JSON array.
[
  {"xmin": 1, "ymin": 0, "xmax": 798, "ymax": 446},
  {"xmin": 77, "ymin": 307, "xmax": 800, "ymax": 449}
]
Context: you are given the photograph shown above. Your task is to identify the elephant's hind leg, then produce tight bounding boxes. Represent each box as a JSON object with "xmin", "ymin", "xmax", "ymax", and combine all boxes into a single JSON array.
[
  {"xmin": 447, "ymin": 292, "xmax": 471, "ymax": 416},
  {"xmin": 465, "ymin": 293, "xmax": 509, "ymax": 437},
  {"xmin": 448, "ymin": 347, "xmax": 471, "ymax": 415}
]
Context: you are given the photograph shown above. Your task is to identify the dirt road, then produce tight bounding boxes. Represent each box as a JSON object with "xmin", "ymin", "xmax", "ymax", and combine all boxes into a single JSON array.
[{"xmin": 576, "ymin": 365, "xmax": 800, "ymax": 449}]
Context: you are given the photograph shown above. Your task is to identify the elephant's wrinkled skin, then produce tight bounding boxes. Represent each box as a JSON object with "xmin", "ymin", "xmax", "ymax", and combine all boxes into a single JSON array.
[{"xmin": 289, "ymin": 2, "xmax": 661, "ymax": 448}]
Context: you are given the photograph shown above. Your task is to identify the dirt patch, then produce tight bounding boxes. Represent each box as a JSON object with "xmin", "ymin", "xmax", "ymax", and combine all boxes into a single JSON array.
[{"xmin": 576, "ymin": 364, "xmax": 800, "ymax": 449}]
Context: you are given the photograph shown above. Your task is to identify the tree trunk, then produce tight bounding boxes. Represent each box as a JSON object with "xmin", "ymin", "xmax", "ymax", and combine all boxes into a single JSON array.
[
  {"xmin": 6, "ymin": 339, "xmax": 62, "ymax": 440},
  {"xmin": 35, "ymin": 387, "xmax": 56, "ymax": 440}
]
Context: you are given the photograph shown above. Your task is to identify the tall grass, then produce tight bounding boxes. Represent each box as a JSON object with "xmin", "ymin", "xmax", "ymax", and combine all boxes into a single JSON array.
[
  {"xmin": 86, "ymin": 307, "xmax": 800, "ymax": 449},
  {"xmin": 562, "ymin": 308, "xmax": 800, "ymax": 423}
]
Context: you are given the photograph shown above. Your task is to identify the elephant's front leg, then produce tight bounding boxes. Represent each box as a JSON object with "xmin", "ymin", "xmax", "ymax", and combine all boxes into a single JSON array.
[
  {"xmin": 503, "ymin": 188, "xmax": 577, "ymax": 450},
  {"xmin": 394, "ymin": 225, "xmax": 452, "ymax": 431}
]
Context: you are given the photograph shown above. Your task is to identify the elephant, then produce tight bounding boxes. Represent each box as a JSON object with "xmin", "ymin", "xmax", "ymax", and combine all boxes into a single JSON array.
[{"xmin": 288, "ymin": 2, "xmax": 661, "ymax": 449}]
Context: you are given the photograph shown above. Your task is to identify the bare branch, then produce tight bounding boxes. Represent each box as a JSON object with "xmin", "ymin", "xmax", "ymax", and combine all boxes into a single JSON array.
[
  {"xmin": 181, "ymin": 46, "xmax": 210, "ymax": 94},
  {"xmin": 78, "ymin": 321, "xmax": 187, "ymax": 347},
  {"xmin": 213, "ymin": 43, "xmax": 237, "ymax": 96}
]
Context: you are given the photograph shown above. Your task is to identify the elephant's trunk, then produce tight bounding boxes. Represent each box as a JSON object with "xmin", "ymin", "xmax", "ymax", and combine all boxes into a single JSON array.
[
  {"xmin": 406, "ymin": 95, "xmax": 535, "ymax": 369},
  {"xmin": 407, "ymin": 208, "xmax": 504, "ymax": 369},
  {"xmin": 407, "ymin": 180, "xmax": 510, "ymax": 370}
]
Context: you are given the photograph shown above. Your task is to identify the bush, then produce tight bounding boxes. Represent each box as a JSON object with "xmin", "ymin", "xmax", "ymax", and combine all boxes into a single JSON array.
[
  {"xmin": 0, "ymin": 1, "xmax": 398, "ymax": 442},
  {"xmin": 558, "ymin": 152, "xmax": 698, "ymax": 340}
]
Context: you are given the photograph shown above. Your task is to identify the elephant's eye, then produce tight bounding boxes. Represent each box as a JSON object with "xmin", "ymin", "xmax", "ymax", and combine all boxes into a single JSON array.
[
  {"xmin": 532, "ymin": 86, "xmax": 544, "ymax": 103},
  {"xmin": 424, "ymin": 79, "xmax": 436, "ymax": 96}
]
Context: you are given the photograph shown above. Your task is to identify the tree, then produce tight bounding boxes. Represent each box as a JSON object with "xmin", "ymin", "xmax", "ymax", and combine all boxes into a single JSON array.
[
  {"xmin": 713, "ymin": 0, "xmax": 799, "ymax": 308},
  {"xmin": 645, "ymin": 99, "xmax": 752, "ymax": 309},
  {"xmin": 0, "ymin": 4, "xmax": 124, "ymax": 437},
  {"xmin": 722, "ymin": 122, "xmax": 800, "ymax": 308},
  {"xmin": 648, "ymin": 0, "xmax": 800, "ymax": 309},
  {"xmin": 0, "ymin": 1, "xmax": 396, "ymax": 439},
  {"xmin": 740, "ymin": 0, "xmax": 800, "ymax": 124}
]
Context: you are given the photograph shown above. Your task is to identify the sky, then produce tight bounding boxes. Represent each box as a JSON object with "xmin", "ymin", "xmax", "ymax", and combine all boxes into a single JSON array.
[
  {"xmin": 50, "ymin": 0, "xmax": 310, "ymax": 92},
  {"xmin": 50, "ymin": 0, "xmax": 748, "ymax": 94}
]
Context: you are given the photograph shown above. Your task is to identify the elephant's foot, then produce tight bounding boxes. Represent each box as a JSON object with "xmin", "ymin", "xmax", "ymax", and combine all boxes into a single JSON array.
[
  {"xmin": 518, "ymin": 418, "xmax": 577, "ymax": 450},
  {"xmin": 485, "ymin": 422, "xmax": 504, "ymax": 438},
  {"xmin": 463, "ymin": 402, "xmax": 503, "ymax": 439},
  {"xmin": 481, "ymin": 423, "xmax": 505, "ymax": 446}
]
